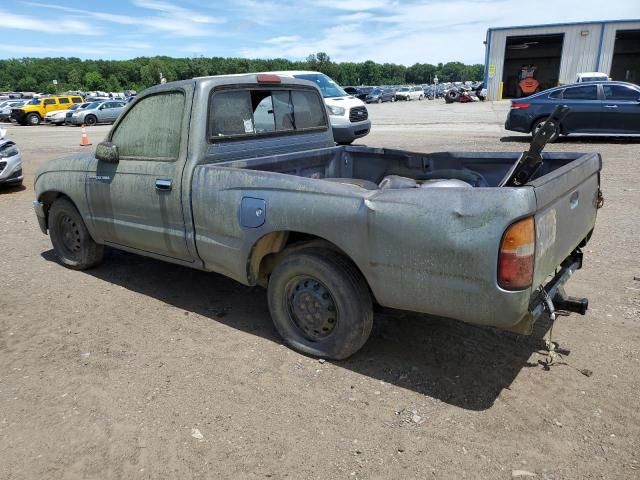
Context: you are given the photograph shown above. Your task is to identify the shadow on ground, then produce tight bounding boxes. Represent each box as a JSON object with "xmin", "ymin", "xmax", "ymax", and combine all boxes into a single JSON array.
[
  {"xmin": 0, "ymin": 184, "xmax": 26, "ymax": 194},
  {"xmin": 42, "ymin": 248, "xmax": 554, "ymax": 411},
  {"xmin": 500, "ymin": 135, "xmax": 640, "ymax": 144}
]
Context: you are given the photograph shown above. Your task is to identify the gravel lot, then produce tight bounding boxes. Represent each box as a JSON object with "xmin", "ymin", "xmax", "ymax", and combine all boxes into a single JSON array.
[{"xmin": 1, "ymin": 100, "xmax": 639, "ymax": 479}]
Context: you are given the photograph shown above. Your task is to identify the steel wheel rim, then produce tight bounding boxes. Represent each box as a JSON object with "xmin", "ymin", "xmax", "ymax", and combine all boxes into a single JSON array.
[
  {"xmin": 58, "ymin": 214, "xmax": 82, "ymax": 256},
  {"xmin": 285, "ymin": 276, "xmax": 338, "ymax": 341}
]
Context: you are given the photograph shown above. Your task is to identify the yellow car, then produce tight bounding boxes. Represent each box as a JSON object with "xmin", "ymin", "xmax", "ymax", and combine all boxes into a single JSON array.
[{"xmin": 11, "ymin": 95, "xmax": 83, "ymax": 126}]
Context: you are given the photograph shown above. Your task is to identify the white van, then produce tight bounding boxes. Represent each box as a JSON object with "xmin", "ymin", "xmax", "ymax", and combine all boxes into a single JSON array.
[
  {"xmin": 263, "ymin": 71, "xmax": 370, "ymax": 144},
  {"xmin": 576, "ymin": 72, "xmax": 610, "ymax": 83}
]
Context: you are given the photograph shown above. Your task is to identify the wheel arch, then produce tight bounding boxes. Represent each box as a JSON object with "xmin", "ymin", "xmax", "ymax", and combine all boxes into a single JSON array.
[
  {"xmin": 37, "ymin": 191, "xmax": 76, "ymax": 232},
  {"xmin": 529, "ymin": 114, "xmax": 564, "ymax": 135},
  {"xmin": 246, "ymin": 230, "xmax": 377, "ymax": 301}
]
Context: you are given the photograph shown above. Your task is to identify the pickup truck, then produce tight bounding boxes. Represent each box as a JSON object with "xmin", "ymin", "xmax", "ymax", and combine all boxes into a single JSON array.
[{"xmin": 33, "ymin": 73, "xmax": 602, "ymax": 360}]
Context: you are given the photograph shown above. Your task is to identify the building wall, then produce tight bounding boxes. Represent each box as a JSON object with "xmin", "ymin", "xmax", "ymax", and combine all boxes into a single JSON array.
[
  {"xmin": 485, "ymin": 21, "xmax": 640, "ymax": 100},
  {"xmin": 598, "ymin": 21, "xmax": 640, "ymax": 75}
]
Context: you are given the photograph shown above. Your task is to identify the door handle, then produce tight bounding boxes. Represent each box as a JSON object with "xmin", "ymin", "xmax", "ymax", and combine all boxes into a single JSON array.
[
  {"xmin": 155, "ymin": 179, "xmax": 172, "ymax": 191},
  {"xmin": 604, "ymin": 105, "xmax": 618, "ymax": 108}
]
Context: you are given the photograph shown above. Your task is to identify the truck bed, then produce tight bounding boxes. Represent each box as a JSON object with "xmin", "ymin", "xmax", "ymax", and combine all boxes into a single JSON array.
[{"xmin": 192, "ymin": 145, "xmax": 600, "ymax": 333}]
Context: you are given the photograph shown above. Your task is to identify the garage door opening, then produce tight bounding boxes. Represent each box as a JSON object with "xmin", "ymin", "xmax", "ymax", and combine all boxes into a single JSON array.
[
  {"xmin": 610, "ymin": 29, "xmax": 640, "ymax": 84},
  {"xmin": 502, "ymin": 34, "xmax": 564, "ymax": 98}
]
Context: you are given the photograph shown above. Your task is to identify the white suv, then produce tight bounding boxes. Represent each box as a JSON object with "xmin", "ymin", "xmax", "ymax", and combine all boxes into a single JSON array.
[
  {"xmin": 263, "ymin": 70, "xmax": 370, "ymax": 144},
  {"xmin": 395, "ymin": 86, "xmax": 424, "ymax": 101}
]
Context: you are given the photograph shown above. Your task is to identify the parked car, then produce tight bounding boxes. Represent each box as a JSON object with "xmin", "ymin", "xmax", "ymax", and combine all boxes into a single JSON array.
[
  {"xmin": 33, "ymin": 73, "xmax": 601, "ymax": 360},
  {"xmin": 263, "ymin": 71, "xmax": 370, "ymax": 144},
  {"xmin": 11, "ymin": 95, "xmax": 83, "ymax": 125},
  {"xmin": 44, "ymin": 103, "xmax": 87, "ymax": 125},
  {"xmin": 505, "ymin": 81, "xmax": 640, "ymax": 141},
  {"xmin": 68, "ymin": 100, "xmax": 126, "ymax": 126},
  {"xmin": 64, "ymin": 103, "xmax": 92, "ymax": 125},
  {"xmin": 0, "ymin": 100, "xmax": 25, "ymax": 122},
  {"xmin": 365, "ymin": 88, "xmax": 396, "ymax": 103},
  {"xmin": 0, "ymin": 128, "xmax": 22, "ymax": 187},
  {"xmin": 395, "ymin": 86, "xmax": 424, "ymax": 101},
  {"xmin": 576, "ymin": 72, "xmax": 610, "ymax": 83}
]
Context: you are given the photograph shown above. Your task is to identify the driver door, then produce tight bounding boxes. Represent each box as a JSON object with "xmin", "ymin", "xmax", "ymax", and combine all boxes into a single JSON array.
[{"xmin": 85, "ymin": 88, "xmax": 194, "ymax": 262}]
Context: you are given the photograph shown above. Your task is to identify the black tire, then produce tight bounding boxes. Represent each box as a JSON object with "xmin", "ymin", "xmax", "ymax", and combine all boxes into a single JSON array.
[
  {"xmin": 267, "ymin": 248, "xmax": 373, "ymax": 360},
  {"xmin": 48, "ymin": 197, "xmax": 104, "ymax": 270},
  {"xmin": 446, "ymin": 90, "xmax": 460, "ymax": 102},
  {"xmin": 531, "ymin": 117, "xmax": 560, "ymax": 143},
  {"xmin": 26, "ymin": 113, "xmax": 41, "ymax": 126},
  {"xmin": 84, "ymin": 115, "xmax": 97, "ymax": 126}
]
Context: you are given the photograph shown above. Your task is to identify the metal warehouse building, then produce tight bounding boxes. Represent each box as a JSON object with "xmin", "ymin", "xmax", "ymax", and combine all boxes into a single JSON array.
[{"xmin": 484, "ymin": 20, "xmax": 640, "ymax": 100}]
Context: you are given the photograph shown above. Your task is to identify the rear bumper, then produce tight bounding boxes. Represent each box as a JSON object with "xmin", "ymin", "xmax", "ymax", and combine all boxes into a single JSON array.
[
  {"xmin": 504, "ymin": 111, "xmax": 532, "ymax": 133},
  {"xmin": 530, "ymin": 252, "xmax": 586, "ymax": 323}
]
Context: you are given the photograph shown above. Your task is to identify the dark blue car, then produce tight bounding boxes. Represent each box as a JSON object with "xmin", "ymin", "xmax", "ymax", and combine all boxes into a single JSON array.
[{"xmin": 505, "ymin": 81, "xmax": 640, "ymax": 142}]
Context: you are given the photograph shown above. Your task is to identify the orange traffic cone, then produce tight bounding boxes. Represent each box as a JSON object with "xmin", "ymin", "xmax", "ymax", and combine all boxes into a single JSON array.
[{"xmin": 80, "ymin": 125, "xmax": 92, "ymax": 147}]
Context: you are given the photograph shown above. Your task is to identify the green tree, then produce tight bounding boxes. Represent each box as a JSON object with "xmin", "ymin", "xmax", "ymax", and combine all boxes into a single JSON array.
[{"xmin": 84, "ymin": 71, "xmax": 105, "ymax": 90}]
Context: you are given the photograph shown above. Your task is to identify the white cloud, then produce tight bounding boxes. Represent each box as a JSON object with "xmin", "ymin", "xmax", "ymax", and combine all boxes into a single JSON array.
[
  {"xmin": 316, "ymin": 0, "xmax": 390, "ymax": 10},
  {"xmin": 0, "ymin": 9, "xmax": 99, "ymax": 35},
  {"xmin": 241, "ymin": 0, "xmax": 640, "ymax": 65},
  {"xmin": 266, "ymin": 35, "xmax": 302, "ymax": 44},
  {"xmin": 0, "ymin": 42, "xmax": 152, "ymax": 56},
  {"xmin": 23, "ymin": 0, "xmax": 225, "ymax": 37}
]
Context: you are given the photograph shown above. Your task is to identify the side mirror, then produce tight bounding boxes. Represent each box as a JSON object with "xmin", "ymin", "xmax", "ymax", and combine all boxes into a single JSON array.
[{"xmin": 95, "ymin": 141, "xmax": 119, "ymax": 163}]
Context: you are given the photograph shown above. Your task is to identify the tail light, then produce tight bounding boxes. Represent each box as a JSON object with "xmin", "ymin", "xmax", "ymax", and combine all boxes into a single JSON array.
[
  {"xmin": 498, "ymin": 216, "xmax": 535, "ymax": 290},
  {"xmin": 511, "ymin": 103, "xmax": 530, "ymax": 109}
]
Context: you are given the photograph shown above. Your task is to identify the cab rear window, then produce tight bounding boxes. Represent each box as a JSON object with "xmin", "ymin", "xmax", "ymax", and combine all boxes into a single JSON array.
[{"xmin": 208, "ymin": 88, "xmax": 326, "ymax": 140}]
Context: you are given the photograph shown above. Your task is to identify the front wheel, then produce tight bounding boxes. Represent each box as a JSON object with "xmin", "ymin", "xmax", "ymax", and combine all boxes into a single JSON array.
[
  {"xmin": 267, "ymin": 248, "xmax": 373, "ymax": 360},
  {"xmin": 49, "ymin": 197, "xmax": 104, "ymax": 270},
  {"xmin": 84, "ymin": 115, "xmax": 97, "ymax": 126},
  {"xmin": 531, "ymin": 117, "xmax": 560, "ymax": 143},
  {"xmin": 26, "ymin": 113, "xmax": 41, "ymax": 126}
]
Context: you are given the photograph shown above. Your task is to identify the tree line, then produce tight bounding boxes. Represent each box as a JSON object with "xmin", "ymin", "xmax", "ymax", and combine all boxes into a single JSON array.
[{"xmin": 0, "ymin": 52, "xmax": 484, "ymax": 93}]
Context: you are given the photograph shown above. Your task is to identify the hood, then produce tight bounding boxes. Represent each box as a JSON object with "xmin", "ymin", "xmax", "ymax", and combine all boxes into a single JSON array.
[{"xmin": 35, "ymin": 151, "xmax": 94, "ymax": 184}]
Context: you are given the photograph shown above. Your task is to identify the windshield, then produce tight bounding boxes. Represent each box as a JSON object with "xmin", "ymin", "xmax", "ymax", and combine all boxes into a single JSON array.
[
  {"xmin": 86, "ymin": 101, "xmax": 102, "ymax": 109},
  {"xmin": 26, "ymin": 98, "xmax": 41, "ymax": 105},
  {"xmin": 293, "ymin": 73, "xmax": 347, "ymax": 98},
  {"xmin": 370, "ymin": 89, "xmax": 382, "ymax": 95},
  {"xmin": 398, "ymin": 87, "xmax": 410, "ymax": 92},
  {"xmin": 581, "ymin": 76, "xmax": 605, "ymax": 82}
]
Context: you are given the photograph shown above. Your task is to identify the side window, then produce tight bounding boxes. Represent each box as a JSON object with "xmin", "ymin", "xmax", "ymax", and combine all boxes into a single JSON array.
[
  {"xmin": 548, "ymin": 89, "xmax": 563, "ymax": 99},
  {"xmin": 111, "ymin": 91, "xmax": 184, "ymax": 161},
  {"xmin": 58, "ymin": 98, "xmax": 70, "ymax": 104},
  {"xmin": 562, "ymin": 85, "xmax": 598, "ymax": 100},
  {"xmin": 44, "ymin": 98, "xmax": 56, "ymax": 105},
  {"xmin": 603, "ymin": 85, "xmax": 639, "ymax": 101},
  {"xmin": 71, "ymin": 97, "xmax": 82, "ymax": 104}
]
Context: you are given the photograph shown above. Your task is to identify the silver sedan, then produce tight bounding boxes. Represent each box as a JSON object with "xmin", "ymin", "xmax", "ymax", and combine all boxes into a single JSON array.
[{"xmin": 68, "ymin": 100, "xmax": 125, "ymax": 126}]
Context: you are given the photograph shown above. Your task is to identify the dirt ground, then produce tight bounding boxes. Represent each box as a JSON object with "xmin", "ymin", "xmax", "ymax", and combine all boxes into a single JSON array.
[{"xmin": 1, "ymin": 101, "xmax": 639, "ymax": 479}]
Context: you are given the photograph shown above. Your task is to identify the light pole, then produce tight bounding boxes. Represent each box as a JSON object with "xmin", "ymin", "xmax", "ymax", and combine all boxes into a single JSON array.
[{"xmin": 433, "ymin": 75, "xmax": 438, "ymax": 100}]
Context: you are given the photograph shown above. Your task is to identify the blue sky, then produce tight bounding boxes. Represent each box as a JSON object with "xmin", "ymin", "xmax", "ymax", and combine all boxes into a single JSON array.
[{"xmin": 0, "ymin": 0, "xmax": 638, "ymax": 64}]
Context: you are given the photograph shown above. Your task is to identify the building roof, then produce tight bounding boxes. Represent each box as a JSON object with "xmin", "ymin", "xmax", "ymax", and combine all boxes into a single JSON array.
[{"xmin": 487, "ymin": 19, "xmax": 640, "ymax": 33}]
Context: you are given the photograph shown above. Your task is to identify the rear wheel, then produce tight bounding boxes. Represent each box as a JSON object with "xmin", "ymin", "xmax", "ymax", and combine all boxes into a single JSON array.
[
  {"xmin": 49, "ymin": 197, "xmax": 104, "ymax": 270},
  {"xmin": 267, "ymin": 248, "xmax": 373, "ymax": 360},
  {"xmin": 532, "ymin": 117, "xmax": 560, "ymax": 143}
]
